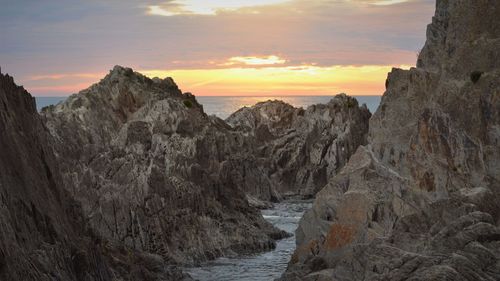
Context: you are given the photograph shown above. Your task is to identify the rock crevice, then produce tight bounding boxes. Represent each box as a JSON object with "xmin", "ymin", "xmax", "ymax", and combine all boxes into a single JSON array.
[
  {"xmin": 0, "ymin": 70, "xmax": 191, "ymax": 281},
  {"xmin": 282, "ymin": 1, "xmax": 500, "ymax": 280}
]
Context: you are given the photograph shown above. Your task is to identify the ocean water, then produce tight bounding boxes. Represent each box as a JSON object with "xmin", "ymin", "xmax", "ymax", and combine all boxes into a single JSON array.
[
  {"xmin": 36, "ymin": 97, "xmax": 67, "ymax": 111},
  {"xmin": 35, "ymin": 96, "xmax": 381, "ymax": 119},
  {"xmin": 197, "ymin": 96, "xmax": 380, "ymax": 119},
  {"xmin": 186, "ymin": 201, "xmax": 313, "ymax": 281}
]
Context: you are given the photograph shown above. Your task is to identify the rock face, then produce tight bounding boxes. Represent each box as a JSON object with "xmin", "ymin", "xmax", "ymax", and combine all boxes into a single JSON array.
[
  {"xmin": 226, "ymin": 95, "xmax": 371, "ymax": 201},
  {"xmin": 282, "ymin": 1, "xmax": 500, "ymax": 280},
  {"xmin": 42, "ymin": 66, "xmax": 287, "ymax": 265},
  {"xmin": 0, "ymin": 70, "xmax": 191, "ymax": 280}
]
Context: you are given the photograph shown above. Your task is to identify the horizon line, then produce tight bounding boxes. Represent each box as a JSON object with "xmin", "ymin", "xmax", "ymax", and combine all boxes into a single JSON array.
[{"xmin": 33, "ymin": 94, "xmax": 384, "ymax": 98}]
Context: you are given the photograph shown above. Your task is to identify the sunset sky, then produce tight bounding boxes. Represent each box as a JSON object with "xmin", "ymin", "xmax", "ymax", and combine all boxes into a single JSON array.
[{"xmin": 0, "ymin": 0, "xmax": 435, "ymax": 96}]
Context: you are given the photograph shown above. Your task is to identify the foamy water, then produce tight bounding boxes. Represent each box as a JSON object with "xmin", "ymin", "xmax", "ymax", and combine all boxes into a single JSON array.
[{"xmin": 185, "ymin": 201, "xmax": 313, "ymax": 281}]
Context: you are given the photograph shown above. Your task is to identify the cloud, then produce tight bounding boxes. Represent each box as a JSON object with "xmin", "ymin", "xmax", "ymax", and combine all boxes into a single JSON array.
[
  {"xmin": 28, "ymin": 73, "xmax": 104, "ymax": 81},
  {"xmin": 353, "ymin": 0, "xmax": 411, "ymax": 5},
  {"xmin": 147, "ymin": 0, "xmax": 292, "ymax": 16},
  {"xmin": 371, "ymin": 0, "xmax": 409, "ymax": 5},
  {"xmin": 0, "ymin": 0, "xmax": 434, "ymax": 96},
  {"xmin": 221, "ymin": 55, "xmax": 287, "ymax": 66}
]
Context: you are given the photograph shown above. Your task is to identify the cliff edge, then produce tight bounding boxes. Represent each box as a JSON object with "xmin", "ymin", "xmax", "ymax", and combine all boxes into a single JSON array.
[
  {"xmin": 282, "ymin": 1, "xmax": 500, "ymax": 280},
  {"xmin": 0, "ymin": 70, "xmax": 191, "ymax": 280},
  {"xmin": 42, "ymin": 66, "xmax": 287, "ymax": 265}
]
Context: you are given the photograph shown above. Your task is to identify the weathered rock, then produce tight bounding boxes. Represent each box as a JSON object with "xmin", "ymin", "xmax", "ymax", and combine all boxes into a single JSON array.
[
  {"xmin": 0, "ymin": 70, "xmax": 192, "ymax": 281},
  {"xmin": 226, "ymin": 95, "xmax": 371, "ymax": 200},
  {"xmin": 42, "ymin": 66, "xmax": 287, "ymax": 265},
  {"xmin": 282, "ymin": 1, "xmax": 500, "ymax": 280}
]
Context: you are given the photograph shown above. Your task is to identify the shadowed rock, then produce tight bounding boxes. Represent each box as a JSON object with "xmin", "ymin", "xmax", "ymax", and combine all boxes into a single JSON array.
[
  {"xmin": 226, "ymin": 95, "xmax": 371, "ymax": 201},
  {"xmin": 281, "ymin": 1, "xmax": 500, "ymax": 280},
  {"xmin": 0, "ymin": 69, "xmax": 192, "ymax": 281}
]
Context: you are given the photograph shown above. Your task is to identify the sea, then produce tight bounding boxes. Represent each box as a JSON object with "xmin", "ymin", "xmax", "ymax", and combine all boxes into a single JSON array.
[{"xmin": 35, "ymin": 96, "xmax": 381, "ymax": 118}]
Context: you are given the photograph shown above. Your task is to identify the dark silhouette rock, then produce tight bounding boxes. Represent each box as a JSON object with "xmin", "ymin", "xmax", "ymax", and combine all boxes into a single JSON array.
[{"xmin": 0, "ymin": 70, "xmax": 192, "ymax": 280}]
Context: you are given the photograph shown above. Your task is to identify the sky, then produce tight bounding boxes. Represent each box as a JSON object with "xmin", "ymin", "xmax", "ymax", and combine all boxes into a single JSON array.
[{"xmin": 0, "ymin": 0, "xmax": 435, "ymax": 96}]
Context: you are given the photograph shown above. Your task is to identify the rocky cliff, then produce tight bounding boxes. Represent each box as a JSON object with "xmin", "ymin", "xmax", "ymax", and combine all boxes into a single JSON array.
[
  {"xmin": 0, "ymin": 70, "xmax": 191, "ymax": 280},
  {"xmin": 226, "ymin": 95, "xmax": 370, "ymax": 201},
  {"xmin": 41, "ymin": 66, "xmax": 287, "ymax": 265},
  {"xmin": 281, "ymin": 1, "xmax": 500, "ymax": 280}
]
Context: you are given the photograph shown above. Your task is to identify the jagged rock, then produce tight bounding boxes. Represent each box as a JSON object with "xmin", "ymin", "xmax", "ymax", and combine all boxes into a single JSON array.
[
  {"xmin": 281, "ymin": 1, "xmax": 500, "ymax": 280},
  {"xmin": 42, "ymin": 66, "xmax": 287, "ymax": 265},
  {"xmin": 417, "ymin": 0, "xmax": 500, "ymax": 77},
  {"xmin": 226, "ymin": 95, "xmax": 371, "ymax": 200},
  {"xmin": 0, "ymin": 70, "xmax": 191, "ymax": 281}
]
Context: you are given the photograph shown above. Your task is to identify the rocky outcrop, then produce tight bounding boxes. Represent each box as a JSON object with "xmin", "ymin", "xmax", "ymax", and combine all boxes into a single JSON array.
[
  {"xmin": 42, "ymin": 66, "xmax": 287, "ymax": 265},
  {"xmin": 226, "ymin": 95, "xmax": 371, "ymax": 201},
  {"xmin": 0, "ymin": 70, "xmax": 191, "ymax": 280},
  {"xmin": 282, "ymin": 1, "xmax": 500, "ymax": 280}
]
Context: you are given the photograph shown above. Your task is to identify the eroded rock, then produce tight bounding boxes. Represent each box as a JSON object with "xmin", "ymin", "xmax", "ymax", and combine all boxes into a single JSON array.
[
  {"xmin": 42, "ymin": 66, "xmax": 287, "ymax": 265},
  {"xmin": 0, "ymin": 70, "xmax": 191, "ymax": 281},
  {"xmin": 226, "ymin": 94, "xmax": 371, "ymax": 200},
  {"xmin": 282, "ymin": 1, "xmax": 500, "ymax": 280}
]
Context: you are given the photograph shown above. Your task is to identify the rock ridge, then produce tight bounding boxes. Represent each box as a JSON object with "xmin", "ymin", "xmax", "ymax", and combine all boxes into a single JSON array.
[
  {"xmin": 226, "ymin": 94, "xmax": 371, "ymax": 201},
  {"xmin": 42, "ymin": 65, "xmax": 288, "ymax": 265},
  {"xmin": 281, "ymin": 0, "xmax": 500, "ymax": 280},
  {"xmin": 0, "ymin": 69, "xmax": 191, "ymax": 280}
]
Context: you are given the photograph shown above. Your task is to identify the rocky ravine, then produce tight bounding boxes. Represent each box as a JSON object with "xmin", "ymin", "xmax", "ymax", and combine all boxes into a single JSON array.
[
  {"xmin": 0, "ymin": 70, "xmax": 191, "ymax": 280},
  {"xmin": 281, "ymin": 1, "xmax": 500, "ymax": 280},
  {"xmin": 40, "ymin": 64, "xmax": 370, "ymax": 270},
  {"xmin": 41, "ymin": 66, "xmax": 289, "ymax": 266},
  {"xmin": 226, "ymin": 96, "xmax": 370, "ymax": 201}
]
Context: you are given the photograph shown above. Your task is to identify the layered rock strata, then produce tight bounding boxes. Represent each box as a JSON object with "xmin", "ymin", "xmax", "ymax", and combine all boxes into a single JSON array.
[
  {"xmin": 42, "ymin": 66, "xmax": 287, "ymax": 265},
  {"xmin": 227, "ymin": 95, "xmax": 371, "ymax": 201},
  {"xmin": 0, "ymin": 70, "xmax": 191, "ymax": 281},
  {"xmin": 281, "ymin": 1, "xmax": 500, "ymax": 280}
]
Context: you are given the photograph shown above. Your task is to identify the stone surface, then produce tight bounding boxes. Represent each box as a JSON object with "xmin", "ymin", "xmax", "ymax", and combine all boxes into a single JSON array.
[
  {"xmin": 42, "ymin": 66, "xmax": 288, "ymax": 265},
  {"xmin": 226, "ymin": 95, "xmax": 371, "ymax": 200},
  {"xmin": 281, "ymin": 0, "xmax": 500, "ymax": 280},
  {"xmin": 0, "ymin": 70, "xmax": 191, "ymax": 281}
]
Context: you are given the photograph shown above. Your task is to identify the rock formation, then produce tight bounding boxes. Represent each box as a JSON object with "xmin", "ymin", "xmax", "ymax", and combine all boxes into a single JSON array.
[
  {"xmin": 0, "ymin": 70, "xmax": 191, "ymax": 281},
  {"xmin": 226, "ymin": 95, "xmax": 371, "ymax": 201},
  {"xmin": 41, "ymin": 66, "xmax": 287, "ymax": 265},
  {"xmin": 281, "ymin": 1, "xmax": 500, "ymax": 280}
]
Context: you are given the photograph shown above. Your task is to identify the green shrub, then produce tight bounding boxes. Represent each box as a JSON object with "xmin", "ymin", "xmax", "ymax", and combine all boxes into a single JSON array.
[
  {"xmin": 346, "ymin": 99, "xmax": 357, "ymax": 109},
  {"xmin": 470, "ymin": 71, "xmax": 483, "ymax": 84},
  {"xmin": 183, "ymin": 100, "xmax": 193, "ymax": 108}
]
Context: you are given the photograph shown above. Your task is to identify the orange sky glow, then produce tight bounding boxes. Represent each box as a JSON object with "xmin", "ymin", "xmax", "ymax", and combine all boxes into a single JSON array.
[
  {"xmin": 24, "ymin": 63, "xmax": 410, "ymax": 97},
  {"xmin": 1, "ymin": 0, "xmax": 434, "ymax": 97}
]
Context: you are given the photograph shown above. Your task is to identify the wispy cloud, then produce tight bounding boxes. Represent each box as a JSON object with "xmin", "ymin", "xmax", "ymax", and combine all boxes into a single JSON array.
[
  {"xmin": 0, "ymin": 0, "xmax": 434, "ymax": 96},
  {"xmin": 28, "ymin": 73, "xmax": 105, "ymax": 81},
  {"xmin": 220, "ymin": 55, "xmax": 287, "ymax": 66},
  {"xmin": 147, "ymin": 0, "xmax": 292, "ymax": 16},
  {"xmin": 361, "ymin": 0, "xmax": 410, "ymax": 6}
]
